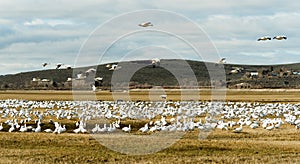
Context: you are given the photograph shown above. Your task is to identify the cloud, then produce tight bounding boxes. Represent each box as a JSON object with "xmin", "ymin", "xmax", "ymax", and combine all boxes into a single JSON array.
[
  {"xmin": 1, "ymin": 1, "xmax": 300, "ymax": 75},
  {"xmin": 24, "ymin": 18, "xmax": 74, "ymax": 27}
]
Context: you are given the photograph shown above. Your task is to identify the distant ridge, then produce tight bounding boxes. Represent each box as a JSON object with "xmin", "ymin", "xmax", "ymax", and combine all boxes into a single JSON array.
[{"xmin": 1, "ymin": 59, "xmax": 300, "ymax": 90}]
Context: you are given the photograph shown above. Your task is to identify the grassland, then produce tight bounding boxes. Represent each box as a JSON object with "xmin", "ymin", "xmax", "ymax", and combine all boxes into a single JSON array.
[
  {"xmin": 0, "ymin": 89, "xmax": 300, "ymax": 163},
  {"xmin": 2, "ymin": 89, "xmax": 300, "ymax": 102}
]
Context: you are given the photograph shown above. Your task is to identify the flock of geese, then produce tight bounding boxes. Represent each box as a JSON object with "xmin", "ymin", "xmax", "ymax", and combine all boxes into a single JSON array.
[
  {"xmin": 257, "ymin": 35, "xmax": 287, "ymax": 41},
  {"xmin": 0, "ymin": 99, "xmax": 300, "ymax": 134}
]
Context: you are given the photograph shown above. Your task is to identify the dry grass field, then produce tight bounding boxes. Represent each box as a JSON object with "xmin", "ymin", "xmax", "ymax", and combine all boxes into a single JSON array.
[
  {"xmin": 2, "ymin": 89, "xmax": 300, "ymax": 102},
  {"xmin": 0, "ymin": 89, "xmax": 300, "ymax": 163}
]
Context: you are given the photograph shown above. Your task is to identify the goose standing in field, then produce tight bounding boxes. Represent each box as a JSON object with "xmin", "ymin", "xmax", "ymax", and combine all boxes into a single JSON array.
[
  {"xmin": 8, "ymin": 124, "xmax": 15, "ymax": 132},
  {"xmin": 19, "ymin": 124, "xmax": 28, "ymax": 132},
  {"xmin": 122, "ymin": 124, "xmax": 131, "ymax": 133},
  {"xmin": 92, "ymin": 85, "xmax": 97, "ymax": 92},
  {"xmin": 107, "ymin": 123, "xmax": 116, "ymax": 132},
  {"xmin": 73, "ymin": 121, "xmax": 87, "ymax": 133},
  {"xmin": 139, "ymin": 123, "xmax": 149, "ymax": 133},
  {"xmin": 44, "ymin": 128, "xmax": 53, "ymax": 133},
  {"xmin": 92, "ymin": 124, "xmax": 100, "ymax": 133},
  {"xmin": 233, "ymin": 125, "xmax": 243, "ymax": 133},
  {"xmin": 250, "ymin": 122, "xmax": 259, "ymax": 129},
  {"xmin": 257, "ymin": 36, "xmax": 271, "ymax": 41},
  {"xmin": 160, "ymin": 95, "xmax": 167, "ymax": 100},
  {"xmin": 266, "ymin": 123, "xmax": 274, "ymax": 130},
  {"xmin": 151, "ymin": 58, "xmax": 160, "ymax": 68},
  {"xmin": 98, "ymin": 124, "xmax": 108, "ymax": 133},
  {"xmin": 273, "ymin": 35, "xmax": 287, "ymax": 40},
  {"xmin": 34, "ymin": 123, "xmax": 41, "ymax": 132}
]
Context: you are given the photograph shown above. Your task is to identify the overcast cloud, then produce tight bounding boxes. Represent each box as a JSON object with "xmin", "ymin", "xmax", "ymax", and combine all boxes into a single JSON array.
[{"xmin": 0, "ymin": 0, "xmax": 300, "ymax": 75}]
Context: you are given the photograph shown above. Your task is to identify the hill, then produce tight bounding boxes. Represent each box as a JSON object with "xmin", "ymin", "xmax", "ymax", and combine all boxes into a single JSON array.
[{"xmin": 1, "ymin": 59, "xmax": 300, "ymax": 90}]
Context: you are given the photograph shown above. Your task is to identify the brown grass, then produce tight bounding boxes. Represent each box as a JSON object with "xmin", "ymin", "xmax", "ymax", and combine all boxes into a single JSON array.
[
  {"xmin": 1, "ymin": 89, "xmax": 300, "ymax": 163},
  {"xmin": 0, "ymin": 128, "xmax": 299, "ymax": 163},
  {"xmin": 2, "ymin": 89, "xmax": 300, "ymax": 102}
]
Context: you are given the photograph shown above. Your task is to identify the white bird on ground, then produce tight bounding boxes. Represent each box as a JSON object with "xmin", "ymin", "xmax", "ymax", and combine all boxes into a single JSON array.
[
  {"xmin": 250, "ymin": 123, "xmax": 259, "ymax": 129},
  {"xmin": 92, "ymin": 124, "xmax": 100, "ymax": 133},
  {"xmin": 233, "ymin": 125, "xmax": 243, "ymax": 133},
  {"xmin": 19, "ymin": 124, "xmax": 28, "ymax": 132},
  {"xmin": 266, "ymin": 123, "xmax": 274, "ymax": 130},
  {"xmin": 138, "ymin": 22, "xmax": 153, "ymax": 27},
  {"xmin": 151, "ymin": 58, "xmax": 160, "ymax": 68},
  {"xmin": 8, "ymin": 124, "xmax": 15, "ymax": 132},
  {"xmin": 73, "ymin": 121, "xmax": 87, "ymax": 133},
  {"xmin": 122, "ymin": 124, "xmax": 131, "ymax": 133},
  {"xmin": 0, "ymin": 123, "xmax": 3, "ymax": 131},
  {"xmin": 34, "ymin": 123, "xmax": 41, "ymax": 132},
  {"xmin": 139, "ymin": 123, "xmax": 149, "ymax": 133},
  {"xmin": 44, "ymin": 129, "xmax": 53, "ymax": 133},
  {"xmin": 92, "ymin": 85, "xmax": 96, "ymax": 92},
  {"xmin": 98, "ymin": 124, "xmax": 107, "ymax": 133},
  {"xmin": 160, "ymin": 95, "xmax": 167, "ymax": 99}
]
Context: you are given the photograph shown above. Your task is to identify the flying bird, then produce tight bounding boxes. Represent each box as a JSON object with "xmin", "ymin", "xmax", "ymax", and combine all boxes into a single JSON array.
[
  {"xmin": 273, "ymin": 35, "xmax": 287, "ymax": 40},
  {"xmin": 42, "ymin": 63, "xmax": 49, "ymax": 67},
  {"xmin": 138, "ymin": 22, "xmax": 153, "ymax": 27},
  {"xmin": 218, "ymin": 58, "xmax": 226, "ymax": 64},
  {"xmin": 257, "ymin": 36, "xmax": 271, "ymax": 41},
  {"xmin": 56, "ymin": 63, "xmax": 63, "ymax": 69},
  {"xmin": 109, "ymin": 64, "xmax": 121, "ymax": 71}
]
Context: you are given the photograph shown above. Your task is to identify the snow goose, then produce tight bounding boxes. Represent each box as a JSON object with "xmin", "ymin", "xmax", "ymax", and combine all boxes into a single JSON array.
[
  {"xmin": 233, "ymin": 125, "xmax": 243, "ymax": 133},
  {"xmin": 257, "ymin": 36, "xmax": 271, "ymax": 41},
  {"xmin": 273, "ymin": 35, "xmax": 287, "ymax": 40},
  {"xmin": 122, "ymin": 124, "xmax": 131, "ymax": 133},
  {"xmin": 138, "ymin": 22, "xmax": 153, "ymax": 27}
]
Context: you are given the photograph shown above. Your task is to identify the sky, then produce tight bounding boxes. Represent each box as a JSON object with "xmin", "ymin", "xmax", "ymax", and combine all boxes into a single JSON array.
[{"xmin": 0, "ymin": 0, "xmax": 300, "ymax": 75}]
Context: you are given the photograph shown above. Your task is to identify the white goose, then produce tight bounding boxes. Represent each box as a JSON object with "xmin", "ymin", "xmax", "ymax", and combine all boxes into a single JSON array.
[
  {"xmin": 19, "ymin": 124, "xmax": 28, "ymax": 132},
  {"xmin": 44, "ymin": 129, "xmax": 53, "ymax": 133},
  {"xmin": 8, "ymin": 124, "xmax": 15, "ymax": 133},
  {"xmin": 139, "ymin": 123, "xmax": 149, "ymax": 133},
  {"xmin": 257, "ymin": 36, "xmax": 271, "ymax": 41},
  {"xmin": 273, "ymin": 35, "xmax": 287, "ymax": 40},
  {"xmin": 138, "ymin": 22, "xmax": 153, "ymax": 27},
  {"xmin": 122, "ymin": 124, "xmax": 131, "ymax": 133},
  {"xmin": 0, "ymin": 123, "xmax": 3, "ymax": 131},
  {"xmin": 233, "ymin": 125, "xmax": 243, "ymax": 133}
]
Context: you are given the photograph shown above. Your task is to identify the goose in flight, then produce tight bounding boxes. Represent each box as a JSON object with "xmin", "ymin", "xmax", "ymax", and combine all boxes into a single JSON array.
[
  {"xmin": 218, "ymin": 58, "xmax": 226, "ymax": 64},
  {"xmin": 109, "ymin": 64, "xmax": 121, "ymax": 71},
  {"xmin": 273, "ymin": 35, "xmax": 287, "ymax": 40},
  {"xmin": 257, "ymin": 36, "xmax": 271, "ymax": 41},
  {"xmin": 138, "ymin": 22, "xmax": 153, "ymax": 27},
  {"xmin": 42, "ymin": 63, "xmax": 49, "ymax": 67},
  {"xmin": 56, "ymin": 63, "xmax": 63, "ymax": 69}
]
